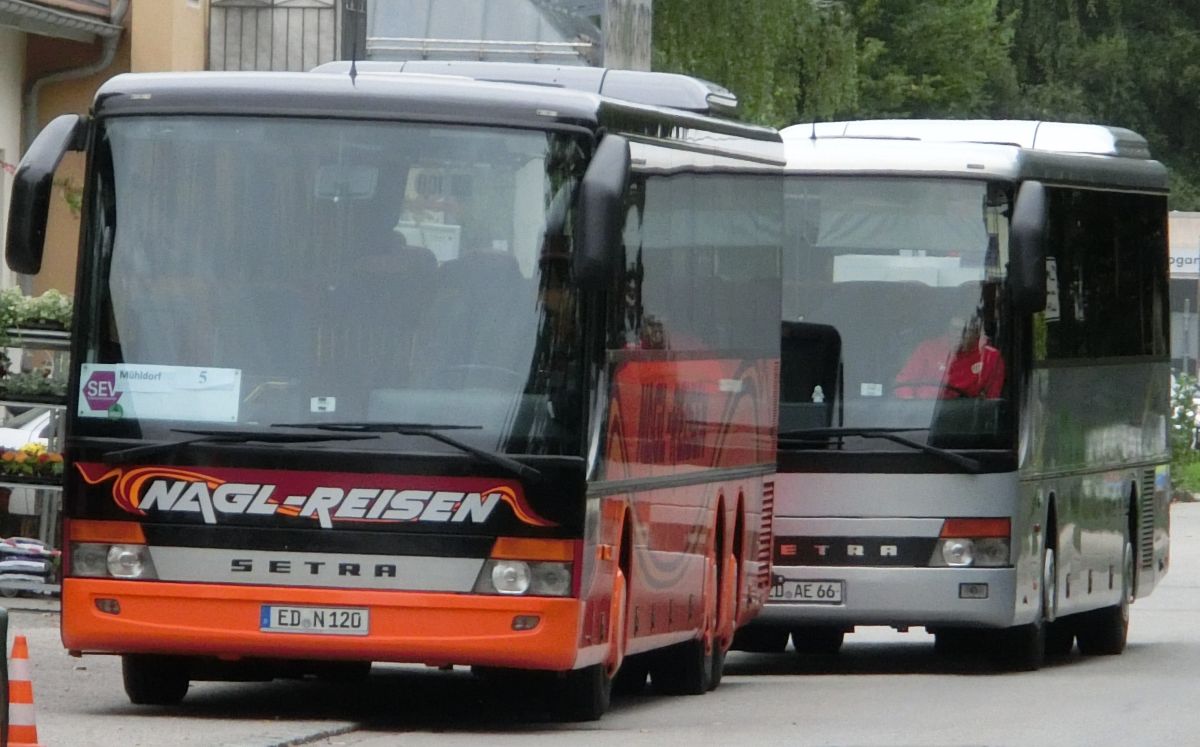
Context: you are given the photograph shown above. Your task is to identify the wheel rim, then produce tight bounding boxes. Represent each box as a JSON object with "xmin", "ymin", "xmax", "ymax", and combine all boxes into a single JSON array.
[{"xmin": 1043, "ymin": 547, "xmax": 1057, "ymax": 624}]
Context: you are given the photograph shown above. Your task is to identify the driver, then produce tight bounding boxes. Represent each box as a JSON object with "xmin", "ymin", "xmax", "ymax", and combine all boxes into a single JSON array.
[{"xmin": 894, "ymin": 313, "xmax": 1004, "ymax": 399}]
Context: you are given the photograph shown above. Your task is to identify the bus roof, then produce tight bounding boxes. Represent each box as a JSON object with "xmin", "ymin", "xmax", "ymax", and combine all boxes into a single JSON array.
[
  {"xmin": 91, "ymin": 68, "xmax": 781, "ymax": 163},
  {"xmin": 312, "ymin": 60, "xmax": 740, "ymax": 118},
  {"xmin": 781, "ymin": 119, "xmax": 1168, "ymax": 192}
]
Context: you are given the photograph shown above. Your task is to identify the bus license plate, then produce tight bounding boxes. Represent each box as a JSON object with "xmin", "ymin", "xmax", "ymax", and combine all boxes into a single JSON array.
[
  {"xmin": 770, "ymin": 579, "xmax": 844, "ymax": 604},
  {"xmin": 260, "ymin": 605, "xmax": 370, "ymax": 636}
]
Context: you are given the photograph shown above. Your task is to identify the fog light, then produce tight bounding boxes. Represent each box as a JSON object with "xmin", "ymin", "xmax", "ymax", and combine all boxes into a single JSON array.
[
  {"xmin": 95, "ymin": 598, "xmax": 122, "ymax": 614},
  {"xmin": 959, "ymin": 583, "xmax": 989, "ymax": 599},
  {"xmin": 491, "ymin": 560, "xmax": 532, "ymax": 594},
  {"xmin": 941, "ymin": 539, "xmax": 975, "ymax": 567},
  {"xmin": 512, "ymin": 615, "xmax": 541, "ymax": 631}
]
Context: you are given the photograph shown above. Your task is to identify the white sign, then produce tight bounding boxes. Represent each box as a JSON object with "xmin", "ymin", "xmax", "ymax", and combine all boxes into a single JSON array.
[
  {"xmin": 1044, "ymin": 257, "xmax": 1061, "ymax": 322},
  {"xmin": 79, "ymin": 364, "xmax": 241, "ymax": 422}
]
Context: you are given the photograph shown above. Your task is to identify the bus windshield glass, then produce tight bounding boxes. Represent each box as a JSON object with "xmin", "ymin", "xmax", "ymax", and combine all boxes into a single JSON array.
[
  {"xmin": 781, "ymin": 176, "xmax": 1013, "ymax": 451},
  {"xmin": 78, "ymin": 116, "xmax": 589, "ymax": 456}
]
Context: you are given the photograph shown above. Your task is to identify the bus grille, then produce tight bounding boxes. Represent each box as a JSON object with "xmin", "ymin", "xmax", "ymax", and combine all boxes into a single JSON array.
[
  {"xmin": 1139, "ymin": 468, "xmax": 1156, "ymax": 571},
  {"xmin": 759, "ymin": 480, "xmax": 775, "ymax": 586}
]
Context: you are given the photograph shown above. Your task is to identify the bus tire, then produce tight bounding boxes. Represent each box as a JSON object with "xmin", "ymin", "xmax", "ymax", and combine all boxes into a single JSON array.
[
  {"xmin": 932, "ymin": 627, "xmax": 980, "ymax": 656},
  {"xmin": 1076, "ymin": 537, "xmax": 1132, "ymax": 656},
  {"xmin": 611, "ymin": 652, "xmax": 650, "ymax": 695},
  {"xmin": 551, "ymin": 664, "xmax": 611, "ymax": 721},
  {"xmin": 651, "ymin": 553, "xmax": 718, "ymax": 696},
  {"xmin": 650, "ymin": 638, "xmax": 710, "ymax": 695},
  {"xmin": 1044, "ymin": 619, "xmax": 1075, "ymax": 657},
  {"xmin": 731, "ymin": 625, "xmax": 789, "ymax": 653},
  {"xmin": 791, "ymin": 626, "xmax": 845, "ymax": 655},
  {"xmin": 709, "ymin": 551, "xmax": 737, "ymax": 691},
  {"xmin": 122, "ymin": 654, "xmax": 190, "ymax": 705},
  {"xmin": 992, "ymin": 544, "xmax": 1056, "ymax": 671}
]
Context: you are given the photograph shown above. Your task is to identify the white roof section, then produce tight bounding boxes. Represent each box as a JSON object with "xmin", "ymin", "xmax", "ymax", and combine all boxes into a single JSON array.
[{"xmin": 781, "ymin": 119, "xmax": 1168, "ymax": 192}]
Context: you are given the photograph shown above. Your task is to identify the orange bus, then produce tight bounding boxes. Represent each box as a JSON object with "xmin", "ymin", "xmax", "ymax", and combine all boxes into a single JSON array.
[{"xmin": 6, "ymin": 62, "xmax": 783, "ymax": 719}]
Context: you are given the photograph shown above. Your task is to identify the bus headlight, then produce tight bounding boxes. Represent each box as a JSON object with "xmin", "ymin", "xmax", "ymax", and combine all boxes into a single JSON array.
[
  {"xmin": 491, "ymin": 560, "xmax": 532, "ymax": 594},
  {"xmin": 934, "ymin": 537, "xmax": 1009, "ymax": 567},
  {"xmin": 71, "ymin": 543, "xmax": 110, "ymax": 577},
  {"xmin": 70, "ymin": 543, "xmax": 158, "ymax": 580},
  {"xmin": 107, "ymin": 545, "xmax": 156, "ymax": 579},
  {"xmin": 930, "ymin": 518, "xmax": 1011, "ymax": 568},
  {"xmin": 475, "ymin": 560, "xmax": 573, "ymax": 596},
  {"xmin": 941, "ymin": 539, "xmax": 975, "ymax": 567}
]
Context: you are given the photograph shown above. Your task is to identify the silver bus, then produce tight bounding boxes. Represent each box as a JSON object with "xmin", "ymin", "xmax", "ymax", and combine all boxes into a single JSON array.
[{"xmin": 734, "ymin": 120, "xmax": 1172, "ymax": 670}]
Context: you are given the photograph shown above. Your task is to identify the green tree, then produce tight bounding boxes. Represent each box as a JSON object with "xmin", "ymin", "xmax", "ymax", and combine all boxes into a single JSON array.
[{"xmin": 848, "ymin": 0, "xmax": 1017, "ymax": 118}]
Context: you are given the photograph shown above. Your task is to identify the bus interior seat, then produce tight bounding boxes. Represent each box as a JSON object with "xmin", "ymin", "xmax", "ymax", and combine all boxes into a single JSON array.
[
  {"xmin": 780, "ymin": 321, "xmax": 841, "ymax": 432},
  {"xmin": 408, "ymin": 248, "xmax": 535, "ymax": 389},
  {"xmin": 349, "ymin": 239, "xmax": 439, "ymax": 382}
]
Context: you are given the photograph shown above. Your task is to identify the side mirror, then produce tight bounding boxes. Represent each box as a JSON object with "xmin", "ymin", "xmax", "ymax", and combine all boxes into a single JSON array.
[
  {"xmin": 6, "ymin": 114, "xmax": 85, "ymax": 275},
  {"xmin": 1009, "ymin": 180, "xmax": 1048, "ymax": 313},
  {"xmin": 574, "ymin": 134, "xmax": 630, "ymax": 285}
]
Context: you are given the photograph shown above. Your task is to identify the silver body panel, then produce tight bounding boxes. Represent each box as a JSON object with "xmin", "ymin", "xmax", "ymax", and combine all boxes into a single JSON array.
[{"xmin": 764, "ymin": 471, "xmax": 1034, "ymax": 628}]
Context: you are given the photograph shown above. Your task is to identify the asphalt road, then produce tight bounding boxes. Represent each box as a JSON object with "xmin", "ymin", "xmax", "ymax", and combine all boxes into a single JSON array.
[{"xmin": 13, "ymin": 501, "xmax": 1200, "ymax": 746}]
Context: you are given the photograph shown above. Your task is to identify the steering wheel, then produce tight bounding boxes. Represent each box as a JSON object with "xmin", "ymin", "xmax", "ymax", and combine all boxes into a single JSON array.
[
  {"xmin": 891, "ymin": 380, "xmax": 972, "ymax": 399},
  {"xmin": 432, "ymin": 364, "xmax": 526, "ymax": 388}
]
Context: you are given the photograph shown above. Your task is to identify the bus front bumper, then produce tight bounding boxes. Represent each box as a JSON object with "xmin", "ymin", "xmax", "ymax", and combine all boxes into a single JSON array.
[
  {"xmin": 61, "ymin": 579, "xmax": 587, "ymax": 670},
  {"xmin": 753, "ymin": 565, "xmax": 1022, "ymax": 629}
]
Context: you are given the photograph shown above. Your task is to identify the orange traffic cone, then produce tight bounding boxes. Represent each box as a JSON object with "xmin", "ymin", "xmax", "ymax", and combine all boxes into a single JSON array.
[{"xmin": 7, "ymin": 635, "xmax": 44, "ymax": 747}]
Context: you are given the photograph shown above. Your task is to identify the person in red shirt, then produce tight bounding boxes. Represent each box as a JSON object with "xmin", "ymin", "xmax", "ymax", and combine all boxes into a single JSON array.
[{"xmin": 894, "ymin": 313, "xmax": 1004, "ymax": 399}]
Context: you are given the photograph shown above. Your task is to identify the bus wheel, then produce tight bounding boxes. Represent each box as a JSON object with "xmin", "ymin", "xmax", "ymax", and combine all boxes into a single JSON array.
[
  {"xmin": 709, "ymin": 552, "xmax": 737, "ymax": 691},
  {"xmin": 932, "ymin": 627, "xmax": 981, "ymax": 657},
  {"xmin": 731, "ymin": 625, "xmax": 789, "ymax": 653},
  {"xmin": 611, "ymin": 653, "xmax": 650, "ymax": 695},
  {"xmin": 551, "ymin": 664, "xmax": 611, "ymax": 721},
  {"xmin": 122, "ymin": 654, "xmax": 190, "ymax": 705},
  {"xmin": 552, "ymin": 567, "xmax": 626, "ymax": 720},
  {"xmin": 1077, "ymin": 536, "xmax": 1132, "ymax": 656},
  {"xmin": 651, "ymin": 553, "xmax": 718, "ymax": 695},
  {"xmin": 992, "ymin": 546, "xmax": 1054, "ymax": 671},
  {"xmin": 791, "ymin": 626, "xmax": 845, "ymax": 655}
]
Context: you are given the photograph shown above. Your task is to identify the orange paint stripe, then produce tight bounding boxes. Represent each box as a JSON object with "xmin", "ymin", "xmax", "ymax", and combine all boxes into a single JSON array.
[
  {"xmin": 68, "ymin": 519, "xmax": 147, "ymax": 544},
  {"xmin": 490, "ymin": 537, "xmax": 576, "ymax": 562}
]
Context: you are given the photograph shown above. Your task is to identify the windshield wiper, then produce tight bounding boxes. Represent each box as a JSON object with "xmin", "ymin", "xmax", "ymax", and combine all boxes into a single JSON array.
[
  {"xmin": 779, "ymin": 427, "xmax": 982, "ymax": 473},
  {"xmin": 272, "ymin": 422, "xmax": 544, "ymax": 483},
  {"xmin": 103, "ymin": 428, "xmax": 379, "ymax": 465}
]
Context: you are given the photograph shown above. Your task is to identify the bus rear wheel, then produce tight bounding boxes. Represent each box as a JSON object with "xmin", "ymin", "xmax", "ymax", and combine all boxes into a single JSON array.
[
  {"xmin": 651, "ymin": 553, "xmax": 719, "ymax": 695},
  {"xmin": 122, "ymin": 654, "xmax": 190, "ymax": 705},
  {"xmin": 1077, "ymin": 538, "xmax": 1132, "ymax": 656}
]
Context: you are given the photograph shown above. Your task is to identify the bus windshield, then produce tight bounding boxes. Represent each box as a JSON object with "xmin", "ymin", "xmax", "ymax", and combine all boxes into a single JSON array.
[
  {"xmin": 78, "ymin": 116, "xmax": 589, "ymax": 457},
  {"xmin": 781, "ymin": 176, "xmax": 1013, "ymax": 451}
]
